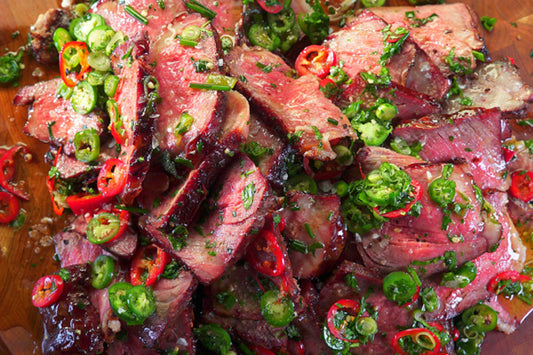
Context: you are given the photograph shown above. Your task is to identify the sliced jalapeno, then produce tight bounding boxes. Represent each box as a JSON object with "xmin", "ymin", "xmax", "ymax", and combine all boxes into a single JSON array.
[
  {"xmin": 87, "ymin": 51, "xmax": 111, "ymax": 72},
  {"xmin": 383, "ymin": 271, "xmax": 418, "ymax": 306},
  {"xmin": 248, "ymin": 24, "xmax": 280, "ymax": 51},
  {"xmin": 87, "ymin": 25, "xmax": 115, "ymax": 52},
  {"xmin": 52, "ymin": 28, "xmax": 73, "ymax": 52},
  {"xmin": 194, "ymin": 324, "xmax": 232, "ymax": 355},
  {"xmin": 74, "ymin": 128, "xmax": 100, "ymax": 163},
  {"xmin": 461, "ymin": 304, "xmax": 498, "ymax": 332},
  {"xmin": 286, "ymin": 174, "xmax": 318, "ymax": 194},
  {"xmin": 441, "ymin": 261, "xmax": 477, "ymax": 289},
  {"xmin": 267, "ymin": 7, "xmax": 296, "ymax": 35},
  {"xmin": 105, "ymin": 31, "xmax": 125, "ymax": 56},
  {"xmin": 104, "ymin": 74, "xmax": 120, "ymax": 97},
  {"xmin": 72, "ymin": 13, "xmax": 107, "ymax": 42},
  {"xmin": 71, "ymin": 80, "xmax": 97, "ymax": 115},
  {"xmin": 86, "ymin": 212, "xmax": 121, "ymax": 244},
  {"xmin": 260, "ymin": 289, "xmax": 295, "ymax": 327},
  {"xmin": 429, "ymin": 177, "xmax": 456, "ymax": 206},
  {"xmin": 91, "ymin": 255, "xmax": 115, "ymax": 289},
  {"xmin": 108, "ymin": 282, "xmax": 144, "ymax": 325},
  {"xmin": 126, "ymin": 285, "xmax": 156, "ymax": 318}
]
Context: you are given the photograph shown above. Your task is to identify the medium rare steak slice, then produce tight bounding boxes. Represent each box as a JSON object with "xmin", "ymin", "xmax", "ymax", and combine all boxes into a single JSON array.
[
  {"xmin": 115, "ymin": 58, "xmax": 155, "ymax": 205},
  {"xmin": 243, "ymin": 114, "xmax": 289, "ymax": 191},
  {"xmin": 444, "ymin": 60, "xmax": 533, "ymax": 115},
  {"xmin": 227, "ymin": 45, "xmax": 357, "ymax": 161},
  {"xmin": 14, "ymin": 78, "xmax": 105, "ymax": 156},
  {"xmin": 140, "ymin": 91, "xmax": 250, "ymax": 252},
  {"xmin": 371, "ymin": 3, "xmax": 485, "ymax": 77},
  {"xmin": 357, "ymin": 159, "xmax": 493, "ymax": 276},
  {"xmin": 149, "ymin": 13, "xmax": 225, "ymax": 159},
  {"xmin": 39, "ymin": 264, "xmax": 105, "ymax": 354},
  {"xmin": 280, "ymin": 191, "xmax": 346, "ymax": 279},
  {"xmin": 357, "ymin": 146, "xmax": 424, "ymax": 174},
  {"xmin": 324, "ymin": 10, "xmax": 449, "ymax": 101},
  {"xmin": 427, "ymin": 192, "xmax": 526, "ymax": 321},
  {"xmin": 175, "ymin": 155, "xmax": 271, "ymax": 283},
  {"xmin": 53, "ymin": 230, "xmax": 104, "ymax": 267},
  {"xmin": 134, "ymin": 271, "xmax": 198, "ymax": 350},
  {"xmin": 93, "ymin": 0, "xmax": 186, "ymax": 43},
  {"xmin": 394, "ymin": 108, "xmax": 508, "ymax": 191},
  {"xmin": 196, "ymin": 0, "xmax": 243, "ymax": 36}
]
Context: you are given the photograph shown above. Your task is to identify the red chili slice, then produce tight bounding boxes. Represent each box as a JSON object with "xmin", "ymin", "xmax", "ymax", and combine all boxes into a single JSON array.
[
  {"xmin": 503, "ymin": 147, "xmax": 515, "ymax": 163},
  {"xmin": 487, "ymin": 270, "xmax": 532, "ymax": 293},
  {"xmin": 295, "ymin": 45, "xmax": 336, "ymax": 79},
  {"xmin": 46, "ymin": 176, "xmax": 64, "ymax": 216},
  {"xmin": 326, "ymin": 299, "xmax": 361, "ymax": 343},
  {"xmin": 59, "ymin": 41, "xmax": 91, "ymax": 88},
  {"xmin": 402, "ymin": 284, "xmax": 420, "ymax": 308},
  {"xmin": 246, "ymin": 229, "xmax": 286, "ymax": 277},
  {"xmin": 130, "ymin": 245, "xmax": 168, "ymax": 286},
  {"xmin": 97, "ymin": 159, "xmax": 128, "ymax": 197},
  {"xmin": 0, "ymin": 191, "xmax": 19, "ymax": 224},
  {"xmin": 391, "ymin": 328, "xmax": 441, "ymax": 355},
  {"xmin": 31, "ymin": 274, "xmax": 64, "ymax": 308},
  {"xmin": 509, "ymin": 171, "xmax": 533, "ymax": 202},
  {"xmin": 0, "ymin": 144, "xmax": 31, "ymax": 200},
  {"xmin": 374, "ymin": 179, "xmax": 423, "ymax": 218},
  {"xmin": 66, "ymin": 193, "xmax": 115, "ymax": 215},
  {"xmin": 256, "ymin": 0, "xmax": 284, "ymax": 14}
]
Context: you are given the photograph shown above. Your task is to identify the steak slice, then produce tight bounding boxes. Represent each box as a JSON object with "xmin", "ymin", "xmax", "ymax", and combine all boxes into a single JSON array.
[
  {"xmin": 140, "ymin": 90, "xmax": 250, "ymax": 252},
  {"xmin": 227, "ymin": 45, "xmax": 357, "ymax": 161},
  {"xmin": 115, "ymin": 58, "xmax": 155, "ymax": 205},
  {"xmin": 196, "ymin": 0, "xmax": 243, "ymax": 36},
  {"xmin": 357, "ymin": 146, "xmax": 424, "ymax": 174},
  {"xmin": 243, "ymin": 114, "xmax": 289, "ymax": 191},
  {"xmin": 14, "ymin": 78, "xmax": 105, "ymax": 156},
  {"xmin": 175, "ymin": 155, "xmax": 271, "ymax": 283},
  {"xmin": 357, "ymin": 160, "xmax": 490, "ymax": 276},
  {"xmin": 444, "ymin": 60, "xmax": 533, "ymax": 115},
  {"xmin": 280, "ymin": 191, "xmax": 346, "ymax": 279},
  {"xmin": 371, "ymin": 3, "xmax": 485, "ymax": 77},
  {"xmin": 393, "ymin": 108, "xmax": 508, "ymax": 191},
  {"xmin": 53, "ymin": 230, "xmax": 104, "ymax": 267},
  {"xmin": 134, "ymin": 271, "xmax": 198, "ymax": 350},
  {"xmin": 149, "ymin": 13, "xmax": 225, "ymax": 159},
  {"xmin": 93, "ymin": 0, "xmax": 186, "ymax": 43},
  {"xmin": 427, "ymin": 192, "xmax": 526, "ymax": 321},
  {"xmin": 39, "ymin": 264, "xmax": 104, "ymax": 355},
  {"xmin": 29, "ymin": 7, "xmax": 72, "ymax": 64}
]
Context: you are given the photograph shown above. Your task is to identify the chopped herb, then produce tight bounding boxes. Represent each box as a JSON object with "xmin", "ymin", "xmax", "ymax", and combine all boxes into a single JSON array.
[
  {"xmin": 480, "ymin": 16, "xmax": 497, "ymax": 32},
  {"xmin": 157, "ymin": 0, "xmax": 165, "ymax": 9},
  {"xmin": 345, "ymin": 272, "xmax": 359, "ymax": 290},
  {"xmin": 304, "ymin": 223, "xmax": 314, "ymax": 239},
  {"xmin": 114, "ymin": 205, "xmax": 150, "ymax": 214},
  {"xmin": 405, "ymin": 11, "xmax": 438, "ymax": 28},
  {"xmin": 327, "ymin": 117, "xmax": 339, "ymax": 126},
  {"xmin": 445, "ymin": 48, "xmax": 472, "ymax": 76},
  {"xmin": 216, "ymin": 291, "xmax": 237, "ymax": 310},
  {"xmin": 240, "ymin": 141, "xmax": 273, "ymax": 163},
  {"xmin": 124, "ymin": 5, "xmax": 148, "ymax": 25},
  {"xmin": 242, "ymin": 183, "xmax": 255, "ymax": 210},
  {"xmin": 47, "ymin": 121, "xmax": 56, "ymax": 141},
  {"xmin": 185, "ymin": 0, "xmax": 216, "ymax": 20},
  {"xmin": 472, "ymin": 50, "xmax": 485, "ymax": 62},
  {"xmin": 58, "ymin": 268, "xmax": 70, "ymax": 281},
  {"xmin": 192, "ymin": 58, "xmax": 214, "ymax": 72},
  {"xmin": 162, "ymin": 259, "xmax": 181, "ymax": 279},
  {"xmin": 255, "ymin": 62, "xmax": 273, "ymax": 73}
]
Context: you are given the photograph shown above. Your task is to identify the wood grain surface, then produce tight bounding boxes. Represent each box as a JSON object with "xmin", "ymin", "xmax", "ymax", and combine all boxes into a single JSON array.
[{"xmin": 0, "ymin": 0, "xmax": 532, "ymax": 354}]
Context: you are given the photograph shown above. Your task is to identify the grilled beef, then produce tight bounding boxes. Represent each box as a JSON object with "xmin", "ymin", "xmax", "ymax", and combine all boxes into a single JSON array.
[
  {"xmin": 444, "ymin": 60, "xmax": 533, "ymax": 115},
  {"xmin": 227, "ymin": 45, "xmax": 357, "ymax": 161},
  {"xmin": 149, "ymin": 13, "xmax": 226, "ymax": 159},
  {"xmin": 54, "ymin": 140, "xmax": 118, "ymax": 180},
  {"xmin": 14, "ymin": 78, "xmax": 105, "ymax": 156},
  {"xmin": 134, "ymin": 271, "xmax": 198, "ymax": 350},
  {"xmin": 54, "ymin": 231, "xmax": 104, "ymax": 267},
  {"xmin": 280, "ymin": 191, "xmax": 346, "ymax": 279},
  {"xmin": 39, "ymin": 264, "xmax": 105, "ymax": 354},
  {"xmin": 140, "ymin": 90, "xmax": 250, "ymax": 252},
  {"xmin": 175, "ymin": 155, "xmax": 271, "ymax": 283},
  {"xmin": 427, "ymin": 192, "xmax": 526, "ymax": 320},
  {"xmin": 357, "ymin": 160, "xmax": 491, "ymax": 276},
  {"xmin": 371, "ymin": 3, "xmax": 485, "ymax": 77},
  {"xmin": 196, "ymin": 0, "xmax": 243, "ymax": 36},
  {"xmin": 394, "ymin": 108, "xmax": 508, "ymax": 191},
  {"xmin": 29, "ymin": 7, "xmax": 72, "ymax": 63}
]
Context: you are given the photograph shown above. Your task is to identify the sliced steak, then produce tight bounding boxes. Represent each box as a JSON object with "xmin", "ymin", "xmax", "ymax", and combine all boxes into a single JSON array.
[
  {"xmin": 175, "ymin": 155, "xmax": 271, "ymax": 283},
  {"xmin": 134, "ymin": 271, "xmax": 198, "ymax": 349},
  {"xmin": 393, "ymin": 108, "xmax": 508, "ymax": 191},
  {"xmin": 93, "ymin": 0, "xmax": 186, "ymax": 43},
  {"xmin": 243, "ymin": 114, "xmax": 289, "ymax": 191},
  {"xmin": 53, "ymin": 230, "xmax": 103, "ymax": 267},
  {"xmin": 357, "ymin": 146, "xmax": 424, "ymax": 175},
  {"xmin": 196, "ymin": 0, "xmax": 243, "ymax": 36},
  {"xmin": 427, "ymin": 192, "xmax": 526, "ymax": 320},
  {"xmin": 324, "ymin": 10, "xmax": 449, "ymax": 100},
  {"xmin": 280, "ymin": 191, "xmax": 346, "ymax": 279},
  {"xmin": 227, "ymin": 45, "xmax": 357, "ymax": 161},
  {"xmin": 90, "ymin": 287, "xmax": 122, "ymax": 344},
  {"xmin": 371, "ymin": 3, "xmax": 485, "ymax": 77},
  {"xmin": 114, "ymin": 58, "xmax": 155, "ymax": 205},
  {"xmin": 140, "ymin": 90, "xmax": 250, "ymax": 252},
  {"xmin": 39, "ymin": 264, "xmax": 104, "ymax": 354},
  {"xmin": 358, "ymin": 161, "xmax": 489, "ymax": 276},
  {"xmin": 14, "ymin": 78, "xmax": 105, "ymax": 156},
  {"xmin": 149, "ymin": 13, "xmax": 225, "ymax": 158},
  {"xmin": 29, "ymin": 7, "xmax": 72, "ymax": 64},
  {"xmin": 444, "ymin": 60, "xmax": 533, "ymax": 115}
]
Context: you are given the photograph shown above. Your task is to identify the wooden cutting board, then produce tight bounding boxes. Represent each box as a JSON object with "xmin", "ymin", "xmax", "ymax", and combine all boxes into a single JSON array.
[{"xmin": 0, "ymin": 0, "xmax": 532, "ymax": 354}]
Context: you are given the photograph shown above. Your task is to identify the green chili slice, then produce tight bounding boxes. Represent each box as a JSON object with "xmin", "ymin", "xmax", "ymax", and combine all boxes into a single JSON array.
[
  {"xmin": 260, "ymin": 289, "xmax": 295, "ymax": 327},
  {"xmin": 461, "ymin": 304, "xmax": 498, "ymax": 332},
  {"xmin": 71, "ymin": 80, "xmax": 97, "ymax": 114},
  {"xmin": 429, "ymin": 177, "xmax": 456, "ymax": 206},
  {"xmin": 382, "ymin": 271, "xmax": 418, "ymax": 306},
  {"xmin": 87, "ymin": 212, "xmax": 120, "ymax": 245},
  {"xmin": 91, "ymin": 255, "xmax": 115, "ymax": 289},
  {"xmin": 194, "ymin": 324, "xmax": 231, "ymax": 354},
  {"xmin": 74, "ymin": 128, "xmax": 100, "ymax": 163},
  {"xmin": 126, "ymin": 285, "xmax": 156, "ymax": 318}
]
